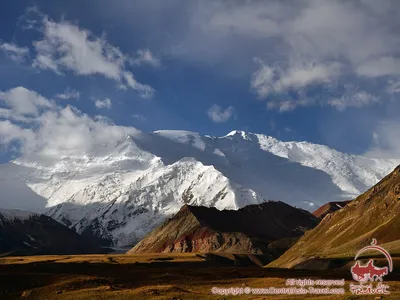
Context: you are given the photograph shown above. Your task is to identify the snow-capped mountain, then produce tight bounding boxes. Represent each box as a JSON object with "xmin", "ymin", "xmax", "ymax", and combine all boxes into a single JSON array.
[{"xmin": 0, "ymin": 129, "xmax": 398, "ymax": 247}]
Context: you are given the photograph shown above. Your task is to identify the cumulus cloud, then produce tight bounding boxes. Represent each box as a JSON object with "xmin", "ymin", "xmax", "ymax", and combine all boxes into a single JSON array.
[
  {"xmin": 251, "ymin": 58, "xmax": 341, "ymax": 99},
  {"xmin": 0, "ymin": 86, "xmax": 138, "ymax": 160},
  {"xmin": 0, "ymin": 120, "xmax": 35, "ymax": 149},
  {"xmin": 29, "ymin": 10, "xmax": 154, "ymax": 98},
  {"xmin": 54, "ymin": 88, "xmax": 80, "ymax": 100},
  {"xmin": 207, "ymin": 104, "xmax": 235, "ymax": 123},
  {"xmin": 0, "ymin": 42, "xmax": 29, "ymax": 62},
  {"xmin": 0, "ymin": 87, "xmax": 53, "ymax": 116},
  {"xmin": 33, "ymin": 18, "xmax": 123, "ymax": 78},
  {"xmin": 94, "ymin": 98, "xmax": 112, "ymax": 109},
  {"xmin": 32, "ymin": 106, "xmax": 136, "ymax": 159}
]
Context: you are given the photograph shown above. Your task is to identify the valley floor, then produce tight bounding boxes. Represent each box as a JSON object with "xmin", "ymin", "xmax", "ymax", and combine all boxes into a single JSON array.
[{"xmin": 0, "ymin": 254, "xmax": 399, "ymax": 299}]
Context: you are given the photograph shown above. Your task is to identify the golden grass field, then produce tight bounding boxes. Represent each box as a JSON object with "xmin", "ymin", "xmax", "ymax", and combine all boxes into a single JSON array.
[{"xmin": 0, "ymin": 253, "xmax": 399, "ymax": 299}]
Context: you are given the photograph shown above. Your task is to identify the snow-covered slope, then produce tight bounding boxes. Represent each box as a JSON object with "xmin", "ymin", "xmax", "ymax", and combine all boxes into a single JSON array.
[{"xmin": 1, "ymin": 129, "xmax": 398, "ymax": 247}]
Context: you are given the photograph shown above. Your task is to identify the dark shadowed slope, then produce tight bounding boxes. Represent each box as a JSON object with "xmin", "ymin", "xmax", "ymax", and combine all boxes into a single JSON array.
[
  {"xmin": 312, "ymin": 200, "xmax": 351, "ymax": 219},
  {"xmin": 128, "ymin": 201, "xmax": 319, "ymax": 255},
  {"xmin": 0, "ymin": 209, "xmax": 105, "ymax": 256},
  {"xmin": 269, "ymin": 165, "xmax": 400, "ymax": 269}
]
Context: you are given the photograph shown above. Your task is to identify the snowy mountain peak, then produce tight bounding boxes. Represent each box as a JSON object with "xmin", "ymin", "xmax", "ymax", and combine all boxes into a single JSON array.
[
  {"xmin": 224, "ymin": 130, "xmax": 253, "ymax": 140},
  {"xmin": 1, "ymin": 128, "xmax": 399, "ymax": 247}
]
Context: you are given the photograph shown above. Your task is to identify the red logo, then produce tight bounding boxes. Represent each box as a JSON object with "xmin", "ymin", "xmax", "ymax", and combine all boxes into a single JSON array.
[
  {"xmin": 351, "ymin": 260, "xmax": 388, "ymax": 282},
  {"xmin": 349, "ymin": 239, "xmax": 393, "ymax": 295}
]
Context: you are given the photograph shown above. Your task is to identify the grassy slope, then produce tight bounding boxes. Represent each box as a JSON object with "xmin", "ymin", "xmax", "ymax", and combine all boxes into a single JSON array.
[{"xmin": 269, "ymin": 166, "xmax": 400, "ymax": 269}]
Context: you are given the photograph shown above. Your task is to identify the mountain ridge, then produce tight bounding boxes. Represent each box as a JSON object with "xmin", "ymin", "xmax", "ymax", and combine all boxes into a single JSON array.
[
  {"xmin": 0, "ymin": 129, "xmax": 398, "ymax": 247},
  {"xmin": 0, "ymin": 208, "xmax": 105, "ymax": 255},
  {"xmin": 129, "ymin": 201, "xmax": 319, "ymax": 255}
]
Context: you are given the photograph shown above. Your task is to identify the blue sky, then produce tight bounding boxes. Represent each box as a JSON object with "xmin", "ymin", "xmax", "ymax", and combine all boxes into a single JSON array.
[{"xmin": 0, "ymin": 0, "xmax": 399, "ymax": 163}]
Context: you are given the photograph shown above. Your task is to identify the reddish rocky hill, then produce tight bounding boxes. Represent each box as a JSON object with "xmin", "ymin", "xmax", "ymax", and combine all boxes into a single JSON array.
[
  {"xmin": 269, "ymin": 165, "xmax": 400, "ymax": 269},
  {"xmin": 128, "ymin": 201, "xmax": 319, "ymax": 255},
  {"xmin": 312, "ymin": 200, "xmax": 351, "ymax": 219}
]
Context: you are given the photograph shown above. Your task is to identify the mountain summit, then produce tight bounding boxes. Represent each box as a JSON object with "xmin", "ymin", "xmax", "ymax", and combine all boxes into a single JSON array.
[{"xmin": 0, "ymin": 130, "xmax": 398, "ymax": 247}]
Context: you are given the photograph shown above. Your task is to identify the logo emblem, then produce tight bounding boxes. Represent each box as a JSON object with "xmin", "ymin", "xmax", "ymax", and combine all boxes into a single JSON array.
[{"xmin": 349, "ymin": 239, "xmax": 392, "ymax": 295}]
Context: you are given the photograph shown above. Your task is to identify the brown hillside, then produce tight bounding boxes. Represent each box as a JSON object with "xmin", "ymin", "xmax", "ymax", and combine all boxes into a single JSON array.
[
  {"xmin": 128, "ymin": 201, "xmax": 318, "ymax": 255},
  {"xmin": 269, "ymin": 165, "xmax": 400, "ymax": 269}
]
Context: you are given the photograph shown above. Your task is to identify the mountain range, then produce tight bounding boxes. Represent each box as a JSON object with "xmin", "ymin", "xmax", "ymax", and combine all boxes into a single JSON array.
[
  {"xmin": 0, "ymin": 209, "xmax": 103, "ymax": 255},
  {"xmin": 0, "ymin": 129, "xmax": 398, "ymax": 248}
]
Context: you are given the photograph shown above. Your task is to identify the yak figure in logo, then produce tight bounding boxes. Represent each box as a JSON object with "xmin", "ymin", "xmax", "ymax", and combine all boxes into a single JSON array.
[
  {"xmin": 351, "ymin": 260, "xmax": 388, "ymax": 282},
  {"xmin": 350, "ymin": 239, "xmax": 393, "ymax": 283}
]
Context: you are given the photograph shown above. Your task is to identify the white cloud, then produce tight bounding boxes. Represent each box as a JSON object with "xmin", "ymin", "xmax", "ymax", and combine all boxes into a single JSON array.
[
  {"xmin": 328, "ymin": 91, "xmax": 378, "ymax": 111},
  {"xmin": 279, "ymin": 63, "xmax": 341, "ymax": 90},
  {"xmin": 356, "ymin": 57, "xmax": 400, "ymax": 78},
  {"xmin": 0, "ymin": 108, "xmax": 36, "ymax": 123},
  {"xmin": 197, "ymin": 0, "xmax": 399, "ymax": 66},
  {"xmin": 33, "ymin": 54, "xmax": 61, "ymax": 74},
  {"xmin": 131, "ymin": 49, "xmax": 160, "ymax": 67},
  {"xmin": 159, "ymin": 0, "xmax": 400, "ymax": 110},
  {"xmin": 250, "ymin": 59, "xmax": 276, "ymax": 99},
  {"xmin": 251, "ymin": 58, "xmax": 342, "ymax": 99},
  {"xmin": 121, "ymin": 71, "xmax": 154, "ymax": 98},
  {"xmin": 0, "ymin": 87, "xmax": 142, "ymax": 160},
  {"xmin": 31, "ymin": 13, "xmax": 154, "ymax": 98},
  {"xmin": 33, "ymin": 18, "xmax": 123, "ymax": 78},
  {"xmin": 0, "ymin": 86, "xmax": 53, "ymax": 116},
  {"xmin": 0, "ymin": 86, "xmax": 138, "ymax": 160},
  {"xmin": 31, "ymin": 106, "xmax": 136, "ymax": 159},
  {"xmin": 94, "ymin": 98, "xmax": 112, "ymax": 109},
  {"xmin": 207, "ymin": 104, "xmax": 235, "ymax": 123},
  {"xmin": 54, "ymin": 88, "xmax": 80, "ymax": 100},
  {"xmin": 252, "ymin": 58, "xmax": 342, "ymax": 112},
  {"xmin": 0, "ymin": 120, "xmax": 35, "ymax": 148},
  {"xmin": 0, "ymin": 42, "xmax": 29, "ymax": 62}
]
